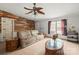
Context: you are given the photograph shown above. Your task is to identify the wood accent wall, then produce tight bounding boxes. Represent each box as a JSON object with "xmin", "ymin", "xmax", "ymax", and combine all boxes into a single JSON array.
[
  {"xmin": 14, "ymin": 19, "xmax": 35, "ymax": 32},
  {"xmin": 0, "ymin": 18, "xmax": 1, "ymax": 32},
  {"xmin": 0, "ymin": 10, "xmax": 35, "ymax": 32}
]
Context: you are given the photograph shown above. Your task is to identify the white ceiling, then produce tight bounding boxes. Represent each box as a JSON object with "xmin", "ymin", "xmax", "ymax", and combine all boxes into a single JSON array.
[{"xmin": 0, "ymin": 3, "xmax": 79, "ymax": 20}]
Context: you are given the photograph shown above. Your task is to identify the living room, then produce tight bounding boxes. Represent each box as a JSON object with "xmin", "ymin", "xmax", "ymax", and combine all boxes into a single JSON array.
[{"xmin": 0, "ymin": 3, "xmax": 79, "ymax": 55}]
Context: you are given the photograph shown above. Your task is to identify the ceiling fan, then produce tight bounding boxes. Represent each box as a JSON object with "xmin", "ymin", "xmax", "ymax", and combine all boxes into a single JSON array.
[{"xmin": 24, "ymin": 3, "xmax": 45, "ymax": 15}]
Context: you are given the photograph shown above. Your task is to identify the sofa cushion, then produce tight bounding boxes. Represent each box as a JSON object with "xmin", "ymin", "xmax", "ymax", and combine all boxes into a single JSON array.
[
  {"xmin": 26, "ymin": 30, "xmax": 32, "ymax": 39},
  {"xmin": 19, "ymin": 30, "xmax": 32, "ymax": 39},
  {"xmin": 31, "ymin": 30, "xmax": 39, "ymax": 36},
  {"xmin": 19, "ymin": 31, "xmax": 27, "ymax": 40}
]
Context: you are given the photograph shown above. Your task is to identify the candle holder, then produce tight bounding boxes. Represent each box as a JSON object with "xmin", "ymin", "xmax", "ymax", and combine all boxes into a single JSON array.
[{"xmin": 52, "ymin": 34, "xmax": 58, "ymax": 48}]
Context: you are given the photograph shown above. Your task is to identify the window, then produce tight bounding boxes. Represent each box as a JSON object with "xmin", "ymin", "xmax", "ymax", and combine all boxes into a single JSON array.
[{"xmin": 50, "ymin": 21, "xmax": 63, "ymax": 35}]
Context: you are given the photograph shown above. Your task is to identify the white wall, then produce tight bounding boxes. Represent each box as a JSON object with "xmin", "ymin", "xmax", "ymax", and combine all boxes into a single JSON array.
[
  {"xmin": 35, "ymin": 20, "xmax": 48, "ymax": 33},
  {"xmin": 35, "ymin": 14, "xmax": 79, "ymax": 35}
]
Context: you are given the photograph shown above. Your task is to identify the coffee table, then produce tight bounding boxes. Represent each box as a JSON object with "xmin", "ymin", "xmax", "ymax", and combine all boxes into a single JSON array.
[{"xmin": 45, "ymin": 38, "xmax": 64, "ymax": 55}]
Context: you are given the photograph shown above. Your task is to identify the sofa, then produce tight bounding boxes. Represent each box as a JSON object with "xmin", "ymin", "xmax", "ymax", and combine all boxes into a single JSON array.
[{"xmin": 19, "ymin": 30, "xmax": 44, "ymax": 48}]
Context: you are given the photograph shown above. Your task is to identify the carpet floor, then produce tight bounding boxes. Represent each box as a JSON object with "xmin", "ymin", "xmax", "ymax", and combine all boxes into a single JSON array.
[{"xmin": 8, "ymin": 38, "xmax": 79, "ymax": 55}]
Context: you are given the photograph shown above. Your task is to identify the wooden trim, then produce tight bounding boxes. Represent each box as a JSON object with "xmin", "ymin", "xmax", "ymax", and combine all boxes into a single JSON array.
[
  {"xmin": 0, "ymin": 10, "xmax": 19, "ymax": 19},
  {"xmin": 0, "ymin": 10, "xmax": 35, "ymax": 21}
]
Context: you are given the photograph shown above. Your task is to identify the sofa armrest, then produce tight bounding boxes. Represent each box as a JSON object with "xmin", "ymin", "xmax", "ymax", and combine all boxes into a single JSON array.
[{"xmin": 36, "ymin": 35, "xmax": 44, "ymax": 40}]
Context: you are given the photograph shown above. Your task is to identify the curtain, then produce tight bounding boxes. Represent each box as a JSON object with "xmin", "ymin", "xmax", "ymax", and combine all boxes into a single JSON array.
[
  {"xmin": 61, "ymin": 20, "xmax": 64, "ymax": 35},
  {"xmin": 62, "ymin": 19, "xmax": 67, "ymax": 35},
  {"xmin": 48, "ymin": 21, "xmax": 51, "ymax": 34}
]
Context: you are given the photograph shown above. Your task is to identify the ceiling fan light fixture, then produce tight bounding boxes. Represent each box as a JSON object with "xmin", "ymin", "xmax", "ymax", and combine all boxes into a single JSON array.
[{"xmin": 33, "ymin": 3, "xmax": 36, "ymax": 6}]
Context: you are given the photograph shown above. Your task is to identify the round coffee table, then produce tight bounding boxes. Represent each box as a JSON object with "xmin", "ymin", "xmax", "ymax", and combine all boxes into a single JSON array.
[{"xmin": 45, "ymin": 38, "xmax": 64, "ymax": 55}]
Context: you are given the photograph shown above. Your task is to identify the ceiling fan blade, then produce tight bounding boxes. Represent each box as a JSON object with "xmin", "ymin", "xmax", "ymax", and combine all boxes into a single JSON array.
[
  {"xmin": 25, "ymin": 11, "xmax": 33, "ymax": 14},
  {"xmin": 37, "ymin": 7, "xmax": 43, "ymax": 10},
  {"xmin": 24, "ymin": 7, "xmax": 33, "ymax": 10},
  {"xmin": 37, "ymin": 10, "xmax": 45, "ymax": 15}
]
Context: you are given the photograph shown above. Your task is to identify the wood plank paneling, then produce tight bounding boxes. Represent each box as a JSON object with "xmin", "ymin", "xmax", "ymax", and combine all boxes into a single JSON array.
[
  {"xmin": 0, "ymin": 10, "xmax": 35, "ymax": 32},
  {"xmin": 14, "ymin": 20, "xmax": 35, "ymax": 32}
]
